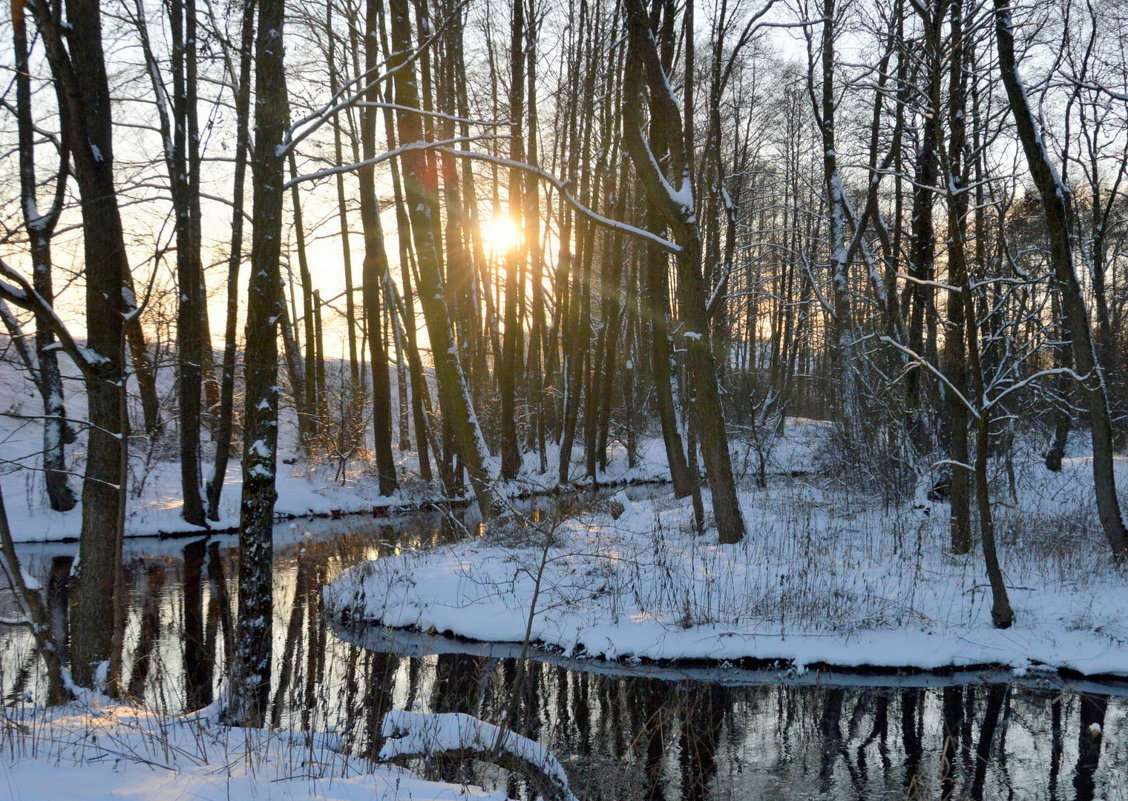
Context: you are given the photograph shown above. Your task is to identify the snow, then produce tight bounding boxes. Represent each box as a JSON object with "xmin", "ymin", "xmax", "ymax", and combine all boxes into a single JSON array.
[
  {"xmin": 0, "ymin": 346, "xmax": 671, "ymax": 542},
  {"xmin": 1, "ymin": 695, "xmax": 513, "ymax": 801},
  {"xmin": 327, "ymin": 421, "xmax": 1128, "ymax": 678},
  {"xmin": 381, "ymin": 711, "xmax": 578, "ymax": 801},
  {"xmin": 5, "ymin": 341, "xmax": 1128, "ymax": 680}
]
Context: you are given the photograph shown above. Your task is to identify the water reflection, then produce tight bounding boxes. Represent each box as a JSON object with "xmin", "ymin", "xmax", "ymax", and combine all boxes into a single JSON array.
[{"xmin": 1, "ymin": 512, "xmax": 1125, "ymax": 800}]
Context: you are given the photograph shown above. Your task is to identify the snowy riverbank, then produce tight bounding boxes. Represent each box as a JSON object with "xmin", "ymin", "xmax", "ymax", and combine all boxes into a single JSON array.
[
  {"xmin": 1, "ymin": 427, "xmax": 674, "ymax": 542},
  {"xmin": 0, "ymin": 694, "xmax": 517, "ymax": 801},
  {"xmin": 325, "ymin": 440, "xmax": 1128, "ymax": 678}
]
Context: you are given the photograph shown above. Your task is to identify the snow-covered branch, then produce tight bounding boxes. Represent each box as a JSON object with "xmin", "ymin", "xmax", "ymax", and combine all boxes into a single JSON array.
[
  {"xmin": 0, "ymin": 258, "xmax": 98, "ymax": 379},
  {"xmin": 879, "ymin": 336, "xmax": 980, "ymax": 419},
  {"xmin": 434, "ymin": 147, "xmax": 682, "ymax": 254},
  {"xmin": 284, "ymin": 135, "xmax": 503, "ymax": 189}
]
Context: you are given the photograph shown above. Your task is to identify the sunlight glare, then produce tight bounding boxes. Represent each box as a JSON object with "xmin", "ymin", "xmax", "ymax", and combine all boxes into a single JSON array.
[{"xmin": 481, "ymin": 215, "xmax": 521, "ymax": 254}]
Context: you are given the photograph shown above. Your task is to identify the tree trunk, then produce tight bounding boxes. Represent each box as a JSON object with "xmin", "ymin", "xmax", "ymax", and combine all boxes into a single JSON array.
[
  {"xmin": 498, "ymin": 0, "xmax": 526, "ymax": 480},
  {"xmin": 30, "ymin": 0, "xmax": 131, "ymax": 692},
  {"xmin": 12, "ymin": 0, "xmax": 75, "ymax": 513},
  {"xmin": 287, "ymin": 151, "xmax": 319, "ymax": 452},
  {"xmin": 371, "ymin": 9, "xmax": 433, "ymax": 481},
  {"xmin": 622, "ymin": 0, "xmax": 745, "ymax": 544},
  {"xmin": 388, "ymin": 0, "xmax": 494, "ymax": 516},
  {"xmin": 359, "ymin": 0, "xmax": 399, "ymax": 495},
  {"xmin": 950, "ymin": 0, "xmax": 1008, "ymax": 618},
  {"xmin": 814, "ymin": 0, "xmax": 862, "ymax": 444},
  {"xmin": 207, "ymin": 0, "xmax": 255, "ymax": 521},
  {"xmin": 995, "ymin": 0, "xmax": 1128, "ymax": 561},
  {"xmin": 227, "ymin": 0, "xmax": 286, "ymax": 726},
  {"xmin": 932, "ymin": 0, "xmax": 972, "ymax": 554},
  {"xmin": 171, "ymin": 0, "xmax": 206, "ymax": 526}
]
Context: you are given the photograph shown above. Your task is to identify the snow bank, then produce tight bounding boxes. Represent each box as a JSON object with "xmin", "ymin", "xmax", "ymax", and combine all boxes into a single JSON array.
[
  {"xmin": 1, "ymin": 696, "xmax": 511, "ymax": 801},
  {"xmin": 326, "ymin": 450, "xmax": 1128, "ymax": 677}
]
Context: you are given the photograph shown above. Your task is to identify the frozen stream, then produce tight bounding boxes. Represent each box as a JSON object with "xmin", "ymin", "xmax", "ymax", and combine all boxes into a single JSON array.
[{"xmin": 3, "ymin": 509, "xmax": 1126, "ymax": 801}]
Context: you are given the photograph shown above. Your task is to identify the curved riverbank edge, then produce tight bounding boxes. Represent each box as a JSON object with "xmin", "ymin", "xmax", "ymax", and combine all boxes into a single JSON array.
[
  {"xmin": 327, "ymin": 617, "xmax": 1128, "ymax": 695},
  {"xmin": 12, "ymin": 475, "xmax": 672, "ymax": 543},
  {"xmin": 321, "ymin": 465, "xmax": 1128, "ymax": 687}
]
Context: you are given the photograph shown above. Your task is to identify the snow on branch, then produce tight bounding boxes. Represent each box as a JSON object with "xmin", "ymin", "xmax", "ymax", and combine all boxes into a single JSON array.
[
  {"xmin": 435, "ymin": 147, "xmax": 681, "ymax": 254},
  {"xmin": 284, "ymin": 135, "xmax": 503, "ymax": 189},
  {"xmin": 1064, "ymin": 77, "xmax": 1128, "ymax": 103},
  {"xmin": 380, "ymin": 710, "xmax": 581, "ymax": 801},
  {"xmin": 879, "ymin": 336, "xmax": 980, "ymax": 419},
  {"xmin": 355, "ymin": 101, "xmax": 509, "ymax": 128},
  {"xmin": 284, "ymin": 0, "xmax": 472, "ymax": 154},
  {"xmin": 0, "ymin": 258, "xmax": 99, "ymax": 377}
]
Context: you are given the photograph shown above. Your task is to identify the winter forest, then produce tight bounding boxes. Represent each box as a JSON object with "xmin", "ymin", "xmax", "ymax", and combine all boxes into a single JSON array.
[{"xmin": 2, "ymin": 0, "xmax": 1128, "ymax": 797}]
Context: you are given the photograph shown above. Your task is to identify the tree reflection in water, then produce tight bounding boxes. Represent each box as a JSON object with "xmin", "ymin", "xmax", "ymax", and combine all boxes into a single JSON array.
[{"xmin": 2, "ymin": 513, "xmax": 1125, "ymax": 800}]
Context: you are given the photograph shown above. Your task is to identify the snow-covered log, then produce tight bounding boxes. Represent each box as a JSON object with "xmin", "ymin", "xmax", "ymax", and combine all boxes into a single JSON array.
[{"xmin": 380, "ymin": 710, "xmax": 580, "ymax": 801}]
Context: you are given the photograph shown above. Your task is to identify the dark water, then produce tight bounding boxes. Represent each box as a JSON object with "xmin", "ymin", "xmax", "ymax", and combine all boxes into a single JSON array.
[{"xmin": 2, "ymin": 510, "xmax": 1126, "ymax": 801}]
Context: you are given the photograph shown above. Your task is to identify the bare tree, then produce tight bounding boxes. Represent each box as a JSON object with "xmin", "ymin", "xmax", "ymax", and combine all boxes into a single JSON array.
[
  {"xmin": 623, "ymin": 0, "xmax": 746, "ymax": 544},
  {"xmin": 995, "ymin": 0, "xmax": 1128, "ymax": 561}
]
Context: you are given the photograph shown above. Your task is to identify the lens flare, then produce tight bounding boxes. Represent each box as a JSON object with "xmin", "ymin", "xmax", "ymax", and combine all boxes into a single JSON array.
[{"xmin": 481, "ymin": 215, "xmax": 521, "ymax": 254}]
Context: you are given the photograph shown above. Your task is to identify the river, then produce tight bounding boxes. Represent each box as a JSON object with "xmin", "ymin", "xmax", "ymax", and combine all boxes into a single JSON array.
[{"xmin": 3, "ymin": 509, "xmax": 1125, "ymax": 800}]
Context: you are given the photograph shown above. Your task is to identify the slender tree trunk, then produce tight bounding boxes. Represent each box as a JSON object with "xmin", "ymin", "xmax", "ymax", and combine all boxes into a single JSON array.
[
  {"xmin": 326, "ymin": 0, "xmax": 361, "ymax": 404},
  {"xmin": 814, "ymin": 0, "xmax": 862, "ymax": 444},
  {"xmin": 930, "ymin": 0, "xmax": 972, "ymax": 554},
  {"xmin": 227, "ymin": 0, "xmax": 286, "ymax": 726},
  {"xmin": 207, "ymin": 0, "xmax": 255, "ymax": 521},
  {"xmin": 950, "ymin": 0, "xmax": 1009, "ymax": 619},
  {"xmin": 171, "ymin": 0, "xmax": 206, "ymax": 525},
  {"xmin": 372, "ymin": 9, "xmax": 433, "ymax": 481},
  {"xmin": 359, "ymin": 0, "xmax": 398, "ymax": 495},
  {"xmin": 523, "ymin": 5, "xmax": 548, "ymax": 472},
  {"xmin": 12, "ymin": 0, "xmax": 75, "ymax": 513},
  {"xmin": 644, "ymin": 219, "xmax": 695, "ymax": 499},
  {"xmin": 1045, "ymin": 290, "xmax": 1073, "ymax": 472},
  {"xmin": 287, "ymin": 150, "xmax": 319, "ymax": 451},
  {"xmin": 388, "ymin": 0, "xmax": 494, "ymax": 516},
  {"xmin": 498, "ymin": 0, "xmax": 526, "ymax": 480}
]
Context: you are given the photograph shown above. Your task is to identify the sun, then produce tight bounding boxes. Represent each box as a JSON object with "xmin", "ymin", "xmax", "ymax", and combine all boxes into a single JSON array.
[{"xmin": 481, "ymin": 215, "xmax": 521, "ymax": 254}]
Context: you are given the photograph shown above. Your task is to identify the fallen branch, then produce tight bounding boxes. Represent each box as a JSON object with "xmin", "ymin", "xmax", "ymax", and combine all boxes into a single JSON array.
[{"xmin": 380, "ymin": 710, "xmax": 580, "ymax": 801}]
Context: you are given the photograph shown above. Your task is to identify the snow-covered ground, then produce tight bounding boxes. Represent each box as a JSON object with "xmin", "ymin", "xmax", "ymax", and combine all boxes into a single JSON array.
[
  {"xmin": 0, "ymin": 349, "xmax": 670, "ymax": 542},
  {"xmin": 1, "ymin": 693, "xmax": 514, "ymax": 801},
  {"xmin": 6, "ymin": 345, "xmax": 1128, "ymax": 676},
  {"xmin": 325, "ymin": 426, "xmax": 1128, "ymax": 678}
]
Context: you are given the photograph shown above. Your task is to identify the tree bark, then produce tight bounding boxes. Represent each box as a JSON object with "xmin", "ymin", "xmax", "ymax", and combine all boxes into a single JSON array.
[
  {"xmin": 622, "ymin": 0, "xmax": 745, "ymax": 543},
  {"xmin": 227, "ymin": 0, "xmax": 286, "ymax": 726},
  {"xmin": 812, "ymin": 0, "xmax": 862, "ymax": 444},
  {"xmin": 12, "ymin": 0, "xmax": 75, "ymax": 513},
  {"xmin": 172, "ymin": 0, "xmax": 206, "ymax": 525},
  {"xmin": 360, "ymin": 0, "xmax": 398, "ymax": 495},
  {"xmin": 30, "ymin": 0, "xmax": 131, "ymax": 691},
  {"xmin": 498, "ymin": 0, "xmax": 525, "ymax": 480}
]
